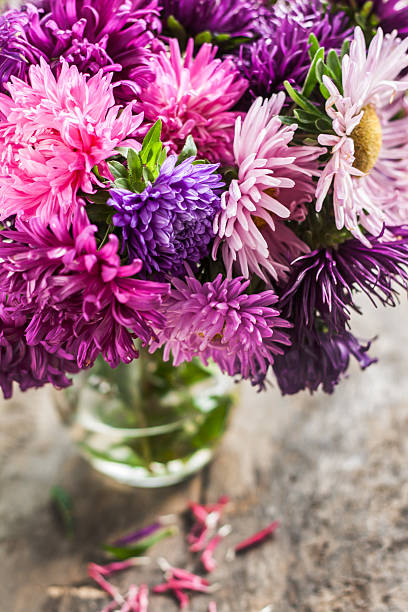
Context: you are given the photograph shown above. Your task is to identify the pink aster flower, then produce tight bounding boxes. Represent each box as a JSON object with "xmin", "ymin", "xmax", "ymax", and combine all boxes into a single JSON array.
[
  {"xmin": 315, "ymin": 27, "xmax": 408, "ymax": 244},
  {"xmin": 133, "ymin": 39, "xmax": 247, "ymax": 164},
  {"xmin": 150, "ymin": 272, "xmax": 291, "ymax": 386},
  {"xmin": 213, "ymin": 94, "xmax": 321, "ymax": 283},
  {"xmin": 0, "ymin": 58, "xmax": 142, "ymax": 223}
]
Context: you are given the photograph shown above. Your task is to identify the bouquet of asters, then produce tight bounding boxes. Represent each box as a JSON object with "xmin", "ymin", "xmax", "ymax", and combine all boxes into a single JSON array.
[{"xmin": 1, "ymin": 0, "xmax": 408, "ymax": 399}]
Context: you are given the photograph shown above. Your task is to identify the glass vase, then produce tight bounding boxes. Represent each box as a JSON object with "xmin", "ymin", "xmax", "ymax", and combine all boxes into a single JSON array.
[{"xmin": 56, "ymin": 350, "xmax": 236, "ymax": 488}]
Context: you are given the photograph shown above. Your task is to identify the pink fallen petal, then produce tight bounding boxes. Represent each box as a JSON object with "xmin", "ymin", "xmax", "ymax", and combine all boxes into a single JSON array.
[
  {"xmin": 234, "ymin": 521, "xmax": 279, "ymax": 554},
  {"xmin": 209, "ymin": 603, "xmax": 217, "ymax": 612},
  {"xmin": 88, "ymin": 565, "xmax": 124, "ymax": 604}
]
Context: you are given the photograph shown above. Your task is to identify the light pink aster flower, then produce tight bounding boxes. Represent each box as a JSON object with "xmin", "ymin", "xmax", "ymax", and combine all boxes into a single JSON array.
[
  {"xmin": 0, "ymin": 58, "xmax": 142, "ymax": 223},
  {"xmin": 316, "ymin": 27, "xmax": 408, "ymax": 243},
  {"xmin": 213, "ymin": 93, "xmax": 321, "ymax": 282},
  {"xmin": 133, "ymin": 38, "xmax": 247, "ymax": 164}
]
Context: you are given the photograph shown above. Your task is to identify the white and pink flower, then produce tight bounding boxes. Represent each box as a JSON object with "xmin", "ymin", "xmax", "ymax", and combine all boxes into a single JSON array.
[
  {"xmin": 213, "ymin": 93, "xmax": 321, "ymax": 282},
  {"xmin": 316, "ymin": 27, "xmax": 408, "ymax": 243}
]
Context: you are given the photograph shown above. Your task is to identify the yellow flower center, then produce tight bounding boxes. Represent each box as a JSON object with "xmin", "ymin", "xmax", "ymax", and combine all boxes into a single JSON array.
[
  {"xmin": 252, "ymin": 188, "xmax": 278, "ymax": 229},
  {"xmin": 350, "ymin": 104, "xmax": 382, "ymax": 174}
]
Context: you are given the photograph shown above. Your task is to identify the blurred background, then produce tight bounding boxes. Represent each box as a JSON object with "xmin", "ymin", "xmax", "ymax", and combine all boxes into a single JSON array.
[{"xmin": 1, "ymin": 296, "xmax": 408, "ymax": 611}]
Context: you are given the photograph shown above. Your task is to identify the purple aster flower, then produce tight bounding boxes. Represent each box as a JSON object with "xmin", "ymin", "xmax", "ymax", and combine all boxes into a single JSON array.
[
  {"xmin": 238, "ymin": 0, "xmax": 351, "ymax": 102},
  {"xmin": 273, "ymin": 328, "xmax": 376, "ymax": 395},
  {"xmin": 345, "ymin": 0, "xmax": 408, "ymax": 37},
  {"xmin": 108, "ymin": 156, "xmax": 223, "ymax": 277},
  {"xmin": 150, "ymin": 272, "xmax": 291, "ymax": 385},
  {"xmin": 0, "ymin": 307, "xmax": 80, "ymax": 399},
  {"xmin": 279, "ymin": 227, "xmax": 408, "ymax": 340},
  {"xmin": 271, "ymin": 227, "xmax": 408, "ymax": 394},
  {"xmin": 22, "ymin": 0, "xmax": 162, "ymax": 103},
  {"xmin": 0, "ymin": 207, "xmax": 169, "ymax": 371},
  {"xmin": 160, "ymin": 0, "xmax": 266, "ymax": 38},
  {"xmin": 0, "ymin": 8, "xmax": 44, "ymax": 92}
]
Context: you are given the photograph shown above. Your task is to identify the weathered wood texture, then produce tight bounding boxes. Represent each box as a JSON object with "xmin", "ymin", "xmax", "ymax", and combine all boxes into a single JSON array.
[{"xmin": 1, "ymin": 298, "xmax": 408, "ymax": 611}]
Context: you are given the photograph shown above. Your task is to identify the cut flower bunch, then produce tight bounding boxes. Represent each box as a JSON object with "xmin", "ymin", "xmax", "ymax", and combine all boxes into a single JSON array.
[{"xmin": 1, "ymin": 0, "xmax": 408, "ymax": 398}]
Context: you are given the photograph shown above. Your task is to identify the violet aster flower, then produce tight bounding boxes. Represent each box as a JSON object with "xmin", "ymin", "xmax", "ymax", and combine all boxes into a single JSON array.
[
  {"xmin": 0, "ymin": 8, "xmax": 44, "ymax": 92},
  {"xmin": 279, "ymin": 228, "xmax": 408, "ymax": 340},
  {"xmin": 150, "ymin": 273, "xmax": 291, "ymax": 385},
  {"xmin": 108, "ymin": 155, "xmax": 223, "ymax": 277},
  {"xmin": 343, "ymin": 0, "xmax": 408, "ymax": 37},
  {"xmin": 160, "ymin": 0, "xmax": 266, "ymax": 38},
  {"xmin": 271, "ymin": 227, "xmax": 408, "ymax": 394},
  {"xmin": 0, "ymin": 207, "xmax": 169, "ymax": 370},
  {"xmin": 22, "ymin": 0, "xmax": 162, "ymax": 103},
  {"xmin": 273, "ymin": 329, "xmax": 376, "ymax": 395},
  {"xmin": 0, "ymin": 307, "xmax": 80, "ymax": 399},
  {"xmin": 238, "ymin": 0, "xmax": 351, "ymax": 101}
]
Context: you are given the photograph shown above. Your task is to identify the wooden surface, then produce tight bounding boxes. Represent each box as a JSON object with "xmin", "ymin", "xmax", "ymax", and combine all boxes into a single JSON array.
[{"xmin": 1, "ymin": 297, "xmax": 408, "ymax": 611}]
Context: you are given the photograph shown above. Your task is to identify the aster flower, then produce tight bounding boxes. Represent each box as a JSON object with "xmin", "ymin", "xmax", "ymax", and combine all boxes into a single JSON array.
[
  {"xmin": 0, "ymin": 207, "xmax": 169, "ymax": 369},
  {"xmin": 22, "ymin": 0, "xmax": 162, "ymax": 103},
  {"xmin": 0, "ymin": 59, "xmax": 141, "ymax": 223},
  {"xmin": 315, "ymin": 27, "xmax": 408, "ymax": 244},
  {"xmin": 238, "ymin": 0, "xmax": 351, "ymax": 102},
  {"xmin": 273, "ymin": 328, "xmax": 376, "ymax": 395},
  {"xmin": 150, "ymin": 273, "xmax": 291, "ymax": 385},
  {"xmin": 279, "ymin": 228, "xmax": 408, "ymax": 341},
  {"xmin": 161, "ymin": 0, "xmax": 265, "ymax": 39},
  {"xmin": 133, "ymin": 38, "xmax": 247, "ymax": 164},
  {"xmin": 0, "ymin": 8, "xmax": 44, "ymax": 92},
  {"xmin": 341, "ymin": 0, "xmax": 408, "ymax": 37},
  {"xmin": 0, "ymin": 307, "xmax": 80, "ymax": 399},
  {"xmin": 108, "ymin": 155, "xmax": 223, "ymax": 277},
  {"xmin": 213, "ymin": 94, "xmax": 322, "ymax": 283}
]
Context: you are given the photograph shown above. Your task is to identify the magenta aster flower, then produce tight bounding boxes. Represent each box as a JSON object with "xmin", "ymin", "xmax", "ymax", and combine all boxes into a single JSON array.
[
  {"xmin": 0, "ymin": 307, "xmax": 80, "ymax": 399},
  {"xmin": 22, "ymin": 0, "xmax": 162, "ymax": 103},
  {"xmin": 0, "ymin": 207, "xmax": 169, "ymax": 369},
  {"xmin": 315, "ymin": 27, "xmax": 408, "ymax": 244},
  {"xmin": 213, "ymin": 93, "xmax": 321, "ymax": 283},
  {"xmin": 133, "ymin": 39, "xmax": 247, "ymax": 164},
  {"xmin": 150, "ymin": 273, "xmax": 291, "ymax": 385},
  {"xmin": 0, "ymin": 59, "xmax": 141, "ymax": 224}
]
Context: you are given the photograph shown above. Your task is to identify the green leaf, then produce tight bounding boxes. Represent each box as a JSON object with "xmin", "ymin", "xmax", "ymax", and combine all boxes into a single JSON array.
[
  {"xmin": 166, "ymin": 15, "xmax": 187, "ymax": 46},
  {"xmin": 195, "ymin": 30, "xmax": 212, "ymax": 45},
  {"xmin": 308, "ymin": 33, "xmax": 320, "ymax": 60},
  {"xmin": 340, "ymin": 38, "xmax": 350, "ymax": 59},
  {"xmin": 140, "ymin": 120, "xmax": 162, "ymax": 164},
  {"xmin": 177, "ymin": 135, "xmax": 197, "ymax": 165},
  {"xmin": 315, "ymin": 117, "xmax": 333, "ymax": 132},
  {"xmin": 302, "ymin": 46, "xmax": 325, "ymax": 98},
  {"xmin": 114, "ymin": 177, "xmax": 131, "ymax": 190},
  {"xmin": 108, "ymin": 160, "xmax": 128, "ymax": 180},
  {"xmin": 104, "ymin": 527, "xmax": 177, "ymax": 560},
  {"xmin": 326, "ymin": 49, "xmax": 342, "ymax": 86},
  {"xmin": 284, "ymin": 81, "xmax": 322, "ymax": 115},
  {"xmin": 116, "ymin": 146, "xmax": 129, "ymax": 158},
  {"xmin": 213, "ymin": 33, "xmax": 231, "ymax": 43},
  {"xmin": 50, "ymin": 485, "xmax": 74, "ymax": 538},
  {"xmin": 127, "ymin": 148, "xmax": 140, "ymax": 173},
  {"xmin": 294, "ymin": 109, "xmax": 320, "ymax": 127}
]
